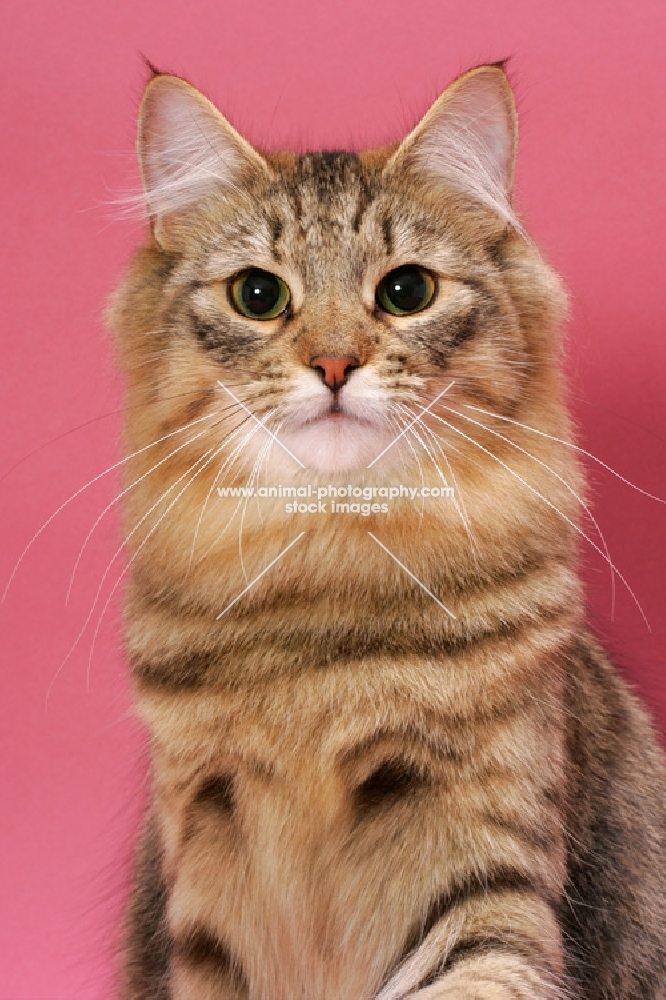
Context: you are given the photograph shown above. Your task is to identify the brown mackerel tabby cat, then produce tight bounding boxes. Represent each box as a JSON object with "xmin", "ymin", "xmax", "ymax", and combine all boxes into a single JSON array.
[{"xmin": 111, "ymin": 64, "xmax": 666, "ymax": 999}]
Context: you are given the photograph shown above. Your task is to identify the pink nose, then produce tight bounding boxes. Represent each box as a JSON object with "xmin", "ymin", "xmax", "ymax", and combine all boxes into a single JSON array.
[{"xmin": 310, "ymin": 355, "xmax": 359, "ymax": 390}]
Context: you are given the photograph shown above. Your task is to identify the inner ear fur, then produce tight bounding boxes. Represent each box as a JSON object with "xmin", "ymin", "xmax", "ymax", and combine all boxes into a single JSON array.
[
  {"xmin": 137, "ymin": 74, "xmax": 272, "ymax": 248},
  {"xmin": 385, "ymin": 65, "xmax": 518, "ymax": 222}
]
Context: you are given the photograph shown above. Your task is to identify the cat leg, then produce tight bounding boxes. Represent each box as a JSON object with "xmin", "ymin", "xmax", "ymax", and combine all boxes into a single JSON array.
[
  {"xmin": 380, "ymin": 888, "xmax": 563, "ymax": 1000},
  {"xmin": 409, "ymin": 954, "xmax": 561, "ymax": 1000}
]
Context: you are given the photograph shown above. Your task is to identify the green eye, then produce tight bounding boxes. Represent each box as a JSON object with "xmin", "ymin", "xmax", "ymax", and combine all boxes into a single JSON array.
[
  {"xmin": 230, "ymin": 269, "xmax": 290, "ymax": 320},
  {"xmin": 377, "ymin": 266, "xmax": 435, "ymax": 316}
]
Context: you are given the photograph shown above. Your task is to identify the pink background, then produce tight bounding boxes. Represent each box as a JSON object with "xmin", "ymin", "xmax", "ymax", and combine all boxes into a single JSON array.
[{"xmin": 2, "ymin": 1, "xmax": 666, "ymax": 996}]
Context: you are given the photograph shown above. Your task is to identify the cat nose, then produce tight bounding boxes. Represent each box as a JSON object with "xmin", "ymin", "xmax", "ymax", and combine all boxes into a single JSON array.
[{"xmin": 310, "ymin": 355, "xmax": 359, "ymax": 391}]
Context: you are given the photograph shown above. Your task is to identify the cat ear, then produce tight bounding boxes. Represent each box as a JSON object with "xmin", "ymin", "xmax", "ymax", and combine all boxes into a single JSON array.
[
  {"xmin": 386, "ymin": 65, "xmax": 518, "ymax": 226},
  {"xmin": 137, "ymin": 74, "xmax": 271, "ymax": 247}
]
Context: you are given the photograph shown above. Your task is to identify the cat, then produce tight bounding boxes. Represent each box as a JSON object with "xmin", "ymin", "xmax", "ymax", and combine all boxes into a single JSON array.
[{"xmin": 109, "ymin": 64, "xmax": 666, "ymax": 999}]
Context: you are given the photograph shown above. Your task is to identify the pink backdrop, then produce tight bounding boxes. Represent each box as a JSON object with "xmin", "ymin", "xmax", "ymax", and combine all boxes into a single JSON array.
[{"xmin": 2, "ymin": 1, "xmax": 666, "ymax": 995}]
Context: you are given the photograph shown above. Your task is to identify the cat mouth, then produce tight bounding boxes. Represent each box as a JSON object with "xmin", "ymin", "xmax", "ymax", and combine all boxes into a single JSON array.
[
  {"xmin": 274, "ymin": 398, "xmax": 386, "ymax": 471},
  {"xmin": 305, "ymin": 405, "xmax": 373, "ymax": 426}
]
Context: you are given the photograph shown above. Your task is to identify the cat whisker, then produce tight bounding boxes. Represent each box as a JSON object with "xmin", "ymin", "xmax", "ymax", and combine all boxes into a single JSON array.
[
  {"xmin": 237, "ymin": 432, "xmax": 277, "ymax": 585},
  {"xmin": 395, "ymin": 402, "xmax": 481, "ymax": 569},
  {"xmin": 388, "ymin": 405, "xmax": 427, "ymax": 516},
  {"xmin": 190, "ymin": 410, "xmax": 275, "ymax": 572},
  {"xmin": 191, "ymin": 414, "xmax": 281, "ymax": 569},
  {"xmin": 382, "ymin": 411, "xmax": 413, "ymax": 480},
  {"xmin": 252, "ymin": 446, "xmax": 270, "ymax": 526},
  {"xmin": 417, "ymin": 422, "xmax": 480, "ymax": 564},
  {"xmin": 46, "ymin": 445, "xmax": 214, "ymax": 708},
  {"xmin": 249, "ymin": 436, "xmax": 275, "ymax": 526},
  {"xmin": 2, "ymin": 408, "xmax": 221, "ymax": 605},
  {"xmin": 0, "ymin": 379, "xmax": 242, "ymax": 492},
  {"xmin": 66, "ymin": 421, "xmax": 218, "ymax": 604},
  {"xmin": 186, "ymin": 414, "xmax": 273, "ymax": 574},
  {"xmin": 188, "ymin": 426, "xmax": 266, "ymax": 572},
  {"xmin": 84, "ymin": 428, "xmax": 246, "ymax": 690},
  {"xmin": 439, "ymin": 402, "xmax": 617, "ymax": 617},
  {"xmin": 394, "ymin": 403, "xmax": 447, "ymax": 521},
  {"xmin": 393, "ymin": 401, "xmax": 452, "ymax": 493},
  {"xmin": 367, "ymin": 381, "xmax": 455, "ymax": 469},
  {"xmin": 462, "ymin": 402, "xmax": 666, "ymax": 504},
  {"xmin": 217, "ymin": 379, "xmax": 306, "ymax": 469},
  {"xmin": 427, "ymin": 409, "xmax": 651, "ymax": 630},
  {"xmin": 45, "ymin": 416, "xmax": 239, "ymax": 705}
]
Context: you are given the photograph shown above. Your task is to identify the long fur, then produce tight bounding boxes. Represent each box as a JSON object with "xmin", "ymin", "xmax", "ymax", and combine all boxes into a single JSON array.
[{"xmin": 109, "ymin": 66, "xmax": 666, "ymax": 1000}]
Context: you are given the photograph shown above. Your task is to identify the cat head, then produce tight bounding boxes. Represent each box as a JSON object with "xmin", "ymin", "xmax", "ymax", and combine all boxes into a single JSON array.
[
  {"xmin": 117, "ymin": 63, "xmax": 564, "ymax": 464},
  {"xmin": 110, "ymin": 65, "xmax": 576, "ymax": 597}
]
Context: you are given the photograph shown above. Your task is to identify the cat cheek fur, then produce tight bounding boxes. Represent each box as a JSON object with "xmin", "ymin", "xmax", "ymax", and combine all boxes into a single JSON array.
[{"xmin": 111, "ymin": 65, "xmax": 666, "ymax": 1000}]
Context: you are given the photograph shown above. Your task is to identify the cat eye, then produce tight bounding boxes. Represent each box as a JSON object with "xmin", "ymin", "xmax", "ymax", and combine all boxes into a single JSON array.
[
  {"xmin": 230, "ymin": 269, "xmax": 291, "ymax": 320},
  {"xmin": 376, "ymin": 266, "xmax": 436, "ymax": 316}
]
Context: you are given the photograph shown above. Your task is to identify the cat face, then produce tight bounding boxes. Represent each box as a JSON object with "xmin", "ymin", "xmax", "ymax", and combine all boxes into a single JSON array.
[{"xmin": 117, "ymin": 67, "xmax": 564, "ymax": 480}]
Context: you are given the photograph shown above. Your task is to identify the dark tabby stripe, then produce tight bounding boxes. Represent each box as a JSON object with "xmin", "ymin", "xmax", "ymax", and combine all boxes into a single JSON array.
[
  {"xmin": 269, "ymin": 217, "xmax": 283, "ymax": 261},
  {"xmin": 353, "ymin": 758, "xmax": 431, "ymax": 816},
  {"xmin": 182, "ymin": 773, "xmax": 235, "ymax": 846},
  {"xmin": 194, "ymin": 773, "xmax": 235, "ymax": 814},
  {"xmin": 381, "ymin": 216, "xmax": 393, "ymax": 256},
  {"xmin": 174, "ymin": 925, "xmax": 246, "ymax": 991},
  {"xmin": 189, "ymin": 312, "xmax": 262, "ymax": 362},
  {"xmin": 131, "ymin": 604, "xmax": 568, "ymax": 691},
  {"xmin": 133, "ymin": 650, "xmax": 218, "ymax": 689},
  {"xmin": 179, "ymin": 386, "xmax": 216, "ymax": 422},
  {"xmin": 449, "ymin": 305, "xmax": 480, "ymax": 348},
  {"xmin": 351, "ymin": 174, "xmax": 375, "ymax": 233}
]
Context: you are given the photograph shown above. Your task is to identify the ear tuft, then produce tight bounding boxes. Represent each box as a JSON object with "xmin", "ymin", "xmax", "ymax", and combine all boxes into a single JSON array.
[
  {"xmin": 137, "ymin": 75, "xmax": 270, "ymax": 243},
  {"xmin": 387, "ymin": 65, "xmax": 519, "ymax": 228},
  {"xmin": 140, "ymin": 53, "xmax": 162, "ymax": 79}
]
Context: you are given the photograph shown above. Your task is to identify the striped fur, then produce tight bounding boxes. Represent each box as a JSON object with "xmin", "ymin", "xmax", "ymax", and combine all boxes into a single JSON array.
[{"xmin": 111, "ymin": 66, "xmax": 666, "ymax": 999}]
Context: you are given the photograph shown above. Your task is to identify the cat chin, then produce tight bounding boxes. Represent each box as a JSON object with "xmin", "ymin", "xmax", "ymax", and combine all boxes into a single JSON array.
[{"xmin": 278, "ymin": 417, "xmax": 392, "ymax": 473}]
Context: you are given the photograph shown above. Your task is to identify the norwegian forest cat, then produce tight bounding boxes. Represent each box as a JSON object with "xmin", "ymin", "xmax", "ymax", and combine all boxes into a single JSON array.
[{"xmin": 110, "ymin": 65, "xmax": 666, "ymax": 999}]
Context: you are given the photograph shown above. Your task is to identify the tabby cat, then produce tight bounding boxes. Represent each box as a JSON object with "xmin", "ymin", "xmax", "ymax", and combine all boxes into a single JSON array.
[{"xmin": 110, "ymin": 64, "xmax": 666, "ymax": 999}]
